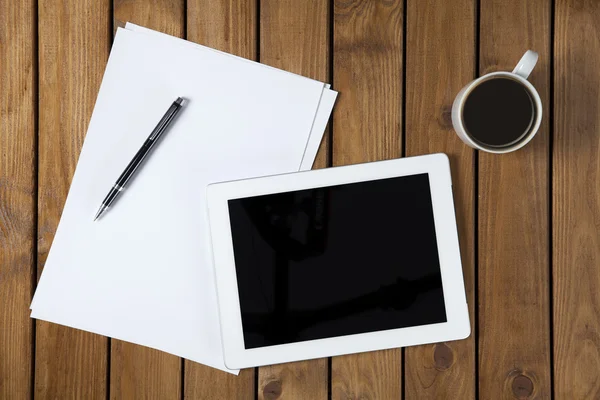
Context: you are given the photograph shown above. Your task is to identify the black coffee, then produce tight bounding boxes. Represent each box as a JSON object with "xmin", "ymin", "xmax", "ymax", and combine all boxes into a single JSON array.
[{"xmin": 462, "ymin": 77, "xmax": 535, "ymax": 147}]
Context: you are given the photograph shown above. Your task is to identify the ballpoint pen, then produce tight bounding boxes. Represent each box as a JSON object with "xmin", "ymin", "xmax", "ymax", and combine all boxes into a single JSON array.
[{"xmin": 94, "ymin": 97, "xmax": 185, "ymax": 220}]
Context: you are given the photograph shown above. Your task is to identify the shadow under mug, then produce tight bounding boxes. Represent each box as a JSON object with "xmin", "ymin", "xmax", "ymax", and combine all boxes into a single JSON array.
[{"xmin": 451, "ymin": 50, "xmax": 543, "ymax": 154}]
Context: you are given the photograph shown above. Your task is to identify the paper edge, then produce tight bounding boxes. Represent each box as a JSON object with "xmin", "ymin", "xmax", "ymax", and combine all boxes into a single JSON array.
[
  {"xmin": 125, "ymin": 22, "xmax": 324, "ymax": 86},
  {"xmin": 299, "ymin": 90, "xmax": 338, "ymax": 171}
]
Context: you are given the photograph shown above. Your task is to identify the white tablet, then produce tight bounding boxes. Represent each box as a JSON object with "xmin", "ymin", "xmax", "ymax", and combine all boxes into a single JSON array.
[{"xmin": 207, "ymin": 153, "xmax": 470, "ymax": 369}]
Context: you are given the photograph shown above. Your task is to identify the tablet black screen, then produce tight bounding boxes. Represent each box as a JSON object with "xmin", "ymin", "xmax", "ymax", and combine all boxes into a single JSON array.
[{"xmin": 227, "ymin": 173, "xmax": 447, "ymax": 349}]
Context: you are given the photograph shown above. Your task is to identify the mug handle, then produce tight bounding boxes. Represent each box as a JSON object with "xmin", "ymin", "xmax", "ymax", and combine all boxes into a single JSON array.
[{"xmin": 512, "ymin": 50, "xmax": 539, "ymax": 79}]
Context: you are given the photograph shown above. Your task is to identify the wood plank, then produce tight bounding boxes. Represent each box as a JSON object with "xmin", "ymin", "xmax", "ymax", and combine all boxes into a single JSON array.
[
  {"xmin": 331, "ymin": 0, "xmax": 403, "ymax": 398},
  {"xmin": 187, "ymin": 0, "xmax": 257, "ymax": 59},
  {"xmin": 553, "ymin": 0, "xmax": 600, "ymax": 398},
  {"xmin": 478, "ymin": 0, "xmax": 552, "ymax": 398},
  {"xmin": 404, "ymin": 0, "xmax": 476, "ymax": 398},
  {"xmin": 109, "ymin": 1, "xmax": 185, "ymax": 399},
  {"xmin": 113, "ymin": 0, "xmax": 185, "ymax": 37},
  {"xmin": 258, "ymin": 360, "xmax": 328, "ymax": 400},
  {"xmin": 36, "ymin": 0, "xmax": 111, "ymax": 398},
  {"xmin": 110, "ymin": 341, "xmax": 181, "ymax": 400},
  {"xmin": 260, "ymin": 0, "xmax": 330, "ymax": 170},
  {"xmin": 0, "ymin": 0, "xmax": 36, "ymax": 398},
  {"xmin": 184, "ymin": 1, "xmax": 256, "ymax": 397},
  {"xmin": 185, "ymin": 367, "xmax": 254, "ymax": 400},
  {"xmin": 257, "ymin": 1, "xmax": 330, "ymax": 398}
]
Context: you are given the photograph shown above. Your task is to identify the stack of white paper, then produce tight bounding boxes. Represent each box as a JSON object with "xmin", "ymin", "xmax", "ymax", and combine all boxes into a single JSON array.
[{"xmin": 31, "ymin": 24, "xmax": 337, "ymax": 374}]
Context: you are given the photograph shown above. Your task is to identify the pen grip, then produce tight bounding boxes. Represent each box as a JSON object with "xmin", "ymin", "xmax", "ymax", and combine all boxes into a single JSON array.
[
  {"xmin": 115, "ymin": 141, "xmax": 153, "ymax": 187},
  {"xmin": 115, "ymin": 102, "xmax": 181, "ymax": 188},
  {"xmin": 100, "ymin": 142, "xmax": 152, "ymax": 208}
]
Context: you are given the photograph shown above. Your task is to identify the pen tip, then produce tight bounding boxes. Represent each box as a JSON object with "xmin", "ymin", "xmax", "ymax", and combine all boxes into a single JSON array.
[
  {"xmin": 94, "ymin": 205, "xmax": 107, "ymax": 221},
  {"xmin": 176, "ymin": 97, "xmax": 185, "ymax": 106}
]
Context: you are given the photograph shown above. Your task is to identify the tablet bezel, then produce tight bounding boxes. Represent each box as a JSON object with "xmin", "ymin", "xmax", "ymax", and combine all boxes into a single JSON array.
[{"xmin": 207, "ymin": 153, "xmax": 470, "ymax": 369}]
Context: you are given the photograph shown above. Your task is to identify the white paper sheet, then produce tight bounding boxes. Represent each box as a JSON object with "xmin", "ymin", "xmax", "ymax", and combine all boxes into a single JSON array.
[
  {"xmin": 31, "ymin": 27, "xmax": 336, "ymax": 374},
  {"xmin": 125, "ymin": 23, "xmax": 336, "ymax": 171}
]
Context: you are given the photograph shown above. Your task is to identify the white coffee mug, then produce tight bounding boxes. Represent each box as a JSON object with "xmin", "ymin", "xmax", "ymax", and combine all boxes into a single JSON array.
[{"xmin": 451, "ymin": 50, "xmax": 542, "ymax": 154}]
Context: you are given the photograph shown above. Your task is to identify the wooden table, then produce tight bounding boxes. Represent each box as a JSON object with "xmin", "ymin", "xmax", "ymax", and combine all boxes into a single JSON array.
[{"xmin": 2, "ymin": 0, "xmax": 599, "ymax": 398}]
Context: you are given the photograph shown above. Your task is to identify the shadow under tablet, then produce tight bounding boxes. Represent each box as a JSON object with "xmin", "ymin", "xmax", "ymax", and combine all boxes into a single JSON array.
[{"xmin": 227, "ymin": 173, "xmax": 447, "ymax": 349}]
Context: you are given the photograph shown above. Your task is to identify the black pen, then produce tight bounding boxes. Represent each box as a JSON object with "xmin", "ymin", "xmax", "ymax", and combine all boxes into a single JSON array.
[{"xmin": 94, "ymin": 97, "xmax": 185, "ymax": 221}]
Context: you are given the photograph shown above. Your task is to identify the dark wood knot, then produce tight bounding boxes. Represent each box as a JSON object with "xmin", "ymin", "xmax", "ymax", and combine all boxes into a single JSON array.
[
  {"xmin": 263, "ymin": 380, "xmax": 283, "ymax": 400},
  {"xmin": 433, "ymin": 343, "xmax": 454, "ymax": 370},
  {"xmin": 439, "ymin": 105, "xmax": 453, "ymax": 130},
  {"xmin": 512, "ymin": 374, "xmax": 534, "ymax": 399}
]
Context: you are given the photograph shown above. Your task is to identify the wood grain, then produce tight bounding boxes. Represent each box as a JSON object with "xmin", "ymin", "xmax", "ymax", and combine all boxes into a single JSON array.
[
  {"xmin": 258, "ymin": 360, "xmax": 328, "ymax": 400},
  {"xmin": 184, "ymin": 1, "xmax": 256, "ymax": 396},
  {"xmin": 36, "ymin": 0, "xmax": 111, "ymax": 398},
  {"xmin": 110, "ymin": 1, "xmax": 184, "ymax": 399},
  {"xmin": 110, "ymin": 341, "xmax": 181, "ymax": 400},
  {"xmin": 114, "ymin": 0, "xmax": 185, "ymax": 37},
  {"xmin": 257, "ymin": 1, "xmax": 330, "ymax": 398},
  {"xmin": 0, "ymin": 0, "xmax": 36, "ymax": 398},
  {"xmin": 260, "ymin": 0, "xmax": 330, "ymax": 171},
  {"xmin": 332, "ymin": 0, "xmax": 403, "ymax": 166},
  {"xmin": 478, "ymin": 0, "xmax": 552, "ymax": 398},
  {"xmin": 332, "ymin": 350, "xmax": 401, "ymax": 400},
  {"xmin": 185, "ymin": 366, "xmax": 254, "ymax": 400},
  {"xmin": 331, "ymin": 0, "xmax": 403, "ymax": 398},
  {"xmin": 187, "ymin": 0, "xmax": 257, "ymax": 59},
  {"xmin": 553, "ymin": 0, "xmax": 600, "ymax": 398},
  {"xmin": 404, "ymin": 0, "xmax": 476, "ymax": 397}
]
